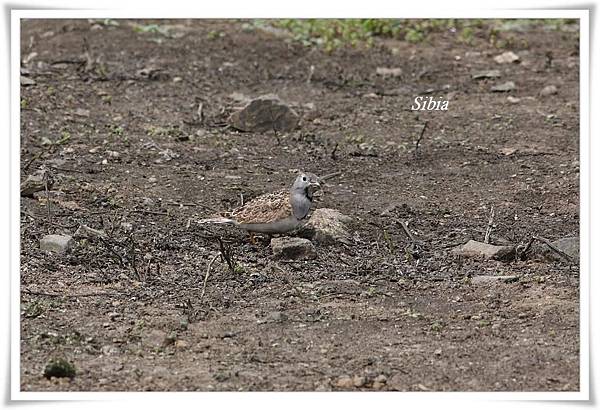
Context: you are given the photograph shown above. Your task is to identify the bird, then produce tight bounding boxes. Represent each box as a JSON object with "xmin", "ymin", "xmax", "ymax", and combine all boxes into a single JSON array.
[{"xmin": 197, "ymin": 172, "xmax": 322, "ymax": 238}]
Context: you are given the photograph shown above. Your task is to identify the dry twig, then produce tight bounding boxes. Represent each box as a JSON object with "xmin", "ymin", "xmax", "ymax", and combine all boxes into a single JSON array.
[
  {"xmin": 414, "ymin": 121, "xmax": 428, "ymax": 157},
  {"xmin": 200, "ymin": 252, "xmax": 221, "ymax": 301},
  {"xmin": 484, "ymin": 206, "xmax": 495, "ymax": 244}
]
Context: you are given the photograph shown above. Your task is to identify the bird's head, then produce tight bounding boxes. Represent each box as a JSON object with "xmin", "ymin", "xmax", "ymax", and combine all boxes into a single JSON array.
[{"xmin": 291, "ymin": 172, "xmax": 321, "ymax": 199}]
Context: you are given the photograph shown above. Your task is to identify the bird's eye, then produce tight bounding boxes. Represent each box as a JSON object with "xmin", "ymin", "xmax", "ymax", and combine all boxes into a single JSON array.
[{"xmin": 302, "ymin": 176, "xmax": 307, "ymax": 182}]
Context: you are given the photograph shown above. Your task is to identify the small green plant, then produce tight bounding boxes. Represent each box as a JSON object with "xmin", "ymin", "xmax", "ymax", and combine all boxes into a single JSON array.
[
  {"xmin": 20, "ymin": 98, "xmax": 29, "ymax": 109},
  {"xmin": 132, "ymin": 23, "xmax": 171, "ymax": 37},
  {"xmin": 431, "ymin": 321, "xmax": 444, "ymax": 332},
  {"xmin": 43, "ymin": 358, "xmax": 76, "ymax": 379},
  {"xmin": 109, "ymin": 124, "xmax": 124, "ymax": 137},
  {"xmin": 459, "ymin": 27, "xmax": 474, "ymax": 44},
  {"xmin": 207, "ymin": 30, "xmax": 225, "ymax": 40},
  {"xmin": 23, "ymin": 300, "xmax": 44, "ymax": 318},
  {"xmin": 56, "ymin": 131, "xmax": 71, "ymax": 145}
]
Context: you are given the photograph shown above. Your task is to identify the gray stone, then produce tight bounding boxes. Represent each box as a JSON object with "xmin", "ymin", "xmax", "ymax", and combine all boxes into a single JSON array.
[
  {"xmin": 376, "ymin": 67, "xmax": 403, "ymax": 77},
  {"xmin": 472, "ymin": 69, "xmax": 501, "ymax": 80},
  {"xmin": 229, "ymin": 95, "xmax": 299, "ymax": 133},
  {"xmin": 540, "ymin": 85, "xmax": 558, "ymax": 96},
  {"xmin": 491, "ymin": 81, "xmax": 516, "ymax": 92},
  {"xmin": 271, "ymin": 237, "xmax": 316, "ymax": 260},
  {"xmin": 452, "ymin": 240, "xmax": 515, "ymax": 261},
  {"xmin": 21, "ymin": 76, "xmax": 36, "ymax": 86},
  {"xmin": 494, "ymin": 51, "xmax": 520, "ymax": 64},
  {"xmin": 334, "ymin": 376, "xmax": 354, "ymax": 389},
  {"xmin": 21, "ymin": 169, "xmax": 52, "ymax": 197},
  {"xmin": 353, "ymin": 375, "xmax": 367, "ymax": 388},
  {"xmin": 297, "ymin": 208, "xmax": 353, "ymax": 245},
  {"xmin": 528, "ymin": 236, "xmax": 579, "ymax": 262},
  {"xmin": 471, "ymin": 275, "xmax": 519, "ymax": 285},
  {"xmin": 40, "ymin": 234, "xmax": 74, "ymax": 254}
]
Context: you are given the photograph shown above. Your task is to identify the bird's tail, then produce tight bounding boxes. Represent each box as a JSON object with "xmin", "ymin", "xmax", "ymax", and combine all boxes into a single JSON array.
[{"xmin": 196, "ymin": 217, "xmax": 237, "ymax": 225}]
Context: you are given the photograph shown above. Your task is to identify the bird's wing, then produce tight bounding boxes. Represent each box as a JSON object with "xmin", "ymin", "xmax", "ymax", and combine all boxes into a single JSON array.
[{"xmin": 230, "ymin": 190, "xmax": 292, "ymax": 224}]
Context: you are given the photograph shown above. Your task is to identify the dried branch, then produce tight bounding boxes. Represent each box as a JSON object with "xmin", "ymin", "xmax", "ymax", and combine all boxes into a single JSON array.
[
  {"xmin": 200, "ymin": 252, "xmax": 221, "ymax": 301},
  {"xmin": 484, "ymin": 206, "xmax": 495, "ymax": 244},
  {"xmin": 413, "ymin": 121, "xmax": 429, "ymax": 158}
]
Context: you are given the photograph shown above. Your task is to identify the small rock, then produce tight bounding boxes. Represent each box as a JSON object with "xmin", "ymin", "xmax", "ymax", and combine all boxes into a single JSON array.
[
  {"xmin": 144, "ymin": 329, "xmax": 168, "ymax": 348},
  {"xmin": 147, "ymin": 177, "xmax": 157, "ymax": 183},
  {"xmin": 528, "ymin": 236, "xmax": 578, "ymax": 262},
  {"xmin": 374, "ymin": 374, "xmax": 387, "ymax": 384},
  {"xmin": 174, "ymin": 340, "xmax": 188, "ymax": 348},
  {"xmin": 297, "ymin": 208, "xmax": 353, "ymax": 245},
  {"xmin": 471, "ymin": 275, "xmax": 519, "ymax": 285},
  {"xmin": 21, "ymin": 76, "xmax": 36, "ymax": 86},
  {"xmin": 266, "ymin": 311, "xmax": 288, "ymax": 322},
  {"xmin": 106, "ymin": 150, "xmax": 120, "ymax": 158},
  {"xmin": 434, "ymin": 348, "xmax": 442, "ymax": 356},
  {"xmin": 271, "ymin": 237, "xmax": 316, "ymax": 260},
  {"xmin": 500, "ymin": 147, "xmax": 517, "ymax": 156},
  {"xmin": 540, "ymin": 85, "xmax": 558, "ymax": 96},
  {"xmin": 376, "ymin": 67, "xmax": 403, "ymax": 77},
  {"xmin": 40, "ymin": 234, "xmax": 74, "ymax": 254},
  {"xmin": 120, "ymin": 222, "xmax": 133, "ymax": 232},
  {"xmin": 335, "ymin": 376, "xmax": 354, "ymax": 389},
  {"xmin": 494, "ymin": 51, "xmax": 520, "ymax": 64},
  {"xmin": 229, "ymin": 95, "xmax": 299, "ymax": 133},
  {"xmin": 507, "ymin": 96, "xmax": 521, "ymax": 104},
  {"xmin": 388, "ymin": 372, "xmax": 407, "ymax": 391},
  {"xmin": 74, "ymin": 108, "xmax": 90, "ymax": 117},
  {"xmin": 43, "ymin": 358, "xmax": 76, "ymax": 379},
  {"xmin": 452, "ymin": 240, "xmax": 516, "ymax": 261},
  {"xmin": 74, "ymin": 224, "xmax": 107, "ymax": 239},
  {"xmin": 353, "ymin": 375, "xmax": 366, "ymax": 388},
  {"xmin": 21, "ymin": 169, "xmax": 53, "ymax": 197},
  {"xmin": 491, "ymin": 81, "xmax": 516, "ymax": 92},
  {"xmin": 142, "ymin": 197, "xmax": 154, "ymax": 206},
  {"xmin": 471, "ymin": 69, "xmax": 501, "ymax": 79}
]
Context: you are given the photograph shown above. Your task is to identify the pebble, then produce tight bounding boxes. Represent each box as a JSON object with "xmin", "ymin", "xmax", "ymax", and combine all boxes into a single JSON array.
[
  {"xmin": 353, "ymin": 375, "xmax": 366, "ymax": 388},
  {"xmin": 229, "ymin": 94, "xmax": 299, "ymax": 133},
  {"xmin": 335, "ymin": 376, "xmax": 354, "ymax": 389},
  {"xmin": 376, "ymin": 67, "xmax": 403, "ymax": 77},
  {"xmin": 452, "ymin": 240, "xmax": 515, "ymax": 261},
  {"xmin": 494, "ymin": 51, "xmax": 520, "ymax": 64},
  {"xmin": 271, "ymin": 237, "xmax": 316, "ymax": 260},
  {"xmin": 40, "ymin": 234, "xmax": 74, "ymax": 254},
  {"xmin": 491, "ymin": 81, "xmax": 516, "ymax": 92},
  {"xmin": 540, "ymin": 85, "xmax": 558, "ymax": 96}
]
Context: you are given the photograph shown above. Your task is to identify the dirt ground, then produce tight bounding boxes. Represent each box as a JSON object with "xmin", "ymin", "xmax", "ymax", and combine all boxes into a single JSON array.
[{"xmin": 19, "ymin": 19, "xmax": 580, "ymax": 392}]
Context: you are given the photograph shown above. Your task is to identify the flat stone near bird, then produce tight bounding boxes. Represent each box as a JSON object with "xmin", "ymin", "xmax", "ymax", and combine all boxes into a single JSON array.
[
  {"xmin": 40, "ymin": 234, "xmax": 74, "ymax": 254},
  {"xmin": 229, "ymin": 95, "xmax": 299, "ymax": 133},
  {"xmin": 297, "ymin": 208, "xmax": 353, "ymax": 245},
  {"xmin": 452, "ymin": 240, "xmax": 515, "ymax": 261},
  {"xmin": 271, "ymin": 237, "xmax": 316, "ymax": 260}
]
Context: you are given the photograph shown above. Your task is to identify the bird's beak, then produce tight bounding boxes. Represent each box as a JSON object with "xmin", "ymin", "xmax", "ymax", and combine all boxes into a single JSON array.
[{"xmin": 309, "ymin": 181, "xmax": 321, "ymax": 190}]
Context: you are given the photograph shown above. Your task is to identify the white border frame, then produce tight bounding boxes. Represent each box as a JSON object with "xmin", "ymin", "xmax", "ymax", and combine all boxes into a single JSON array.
[{"xmin": 9, "ymin": 8, "xmax": 590, "ymax": 403}]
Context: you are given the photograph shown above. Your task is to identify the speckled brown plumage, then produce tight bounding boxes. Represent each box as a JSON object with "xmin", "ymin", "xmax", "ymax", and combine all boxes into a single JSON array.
[{"xmin": 227, "ymin": 190, "xmax": 292, "ymax": 224}]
